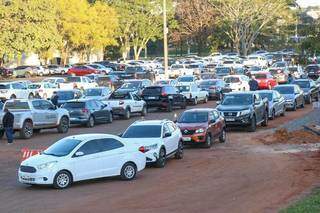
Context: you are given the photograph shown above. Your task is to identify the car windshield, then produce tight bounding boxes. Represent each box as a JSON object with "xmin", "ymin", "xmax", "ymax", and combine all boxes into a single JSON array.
[
  {"xmin": 67, "ymin": 77, "xmax": 81, "ymax": 82},
  {"xmin": 43, "ymin": 138, "xmax": 82, "ymax": 157},
  {"xmin": 177, "ymin": 85, "xmax": 190, "ymax": 92},
  {"xmin": 171, "ymin": 65, "xmax": 183, "ymax": 69},
  {"xmin": 188, "ymin": 64, "xmax": 200, "ymax": 69},
  {"xmin": 288, "ymin": 67, "xmax": 298, "ymax": 72},
  {"xmin": 259, "ymin": 93, "xmax": 273, "ymax": 101},
  {"xmin": 199, "ymin": 81, "xmax": 217, "ymax": 86},
  {"xmin": 223, "ymin": 61, "xmax": 233, "ymax": 64},
  {"xmin": 222, "ymin": 94, "xmax": 253, "ymax": 105},
  {"xmin": 178, "ymin": 77, "xmax": 193, "ymax": 82},
  {"xmin": 253, "ymin": 74, "xmax": 267, "ymax": 79},
  {"xmin": 216, "ymin": 67, "xmax": 230, "ymax": 74},
  {"xmin": 178, "ymin": 111, "xmax": 208, "ymax": 123},
  {"xmin": 122, "ymin": 125, "xmax": 162, "ymax": 138},
  {"xmin": 293, "ymin": 81, "xmax": 310, "ymax": 88},
  {"xmin": 272, "ymin": 62, "xmax": 286, "ymax": 68},
  {"xmin": 84, "ymin": 89, "xmax": 102, "ymax": 96},
  {"xmin": 274, "ymin": 86, "xmax": 294, "ymax": 94},
  {"xmin": 28, "ymin": 84, "xmax": 41, "ymax": 89},
  {"xmin": 224, "ymin": 77, "xmax": 240, "ymax": 83},
  {"xmin": 57, "ymin": 91, "xmax": 76, "ymax": 100},
  {"xmin": 5, "ymin": 101, "xmax": 30, "ymax": 110},
  {"xmin": 249, "ymin": 67, "xmax": 262, "ymax": 71},
  {"xmin": 121, "ymin": 82, "xmax": 140, "ymax": 89},
  {"xmin": 109, "ymin": 92, "xmax": 131, "ymax": 100},
  {"xmin": 0, "ymin": 84, "xmax": 10, "ymax": 89},
  {"xmin": 63, "ymin": 102, "xmax": 85, "ymax": 109}
]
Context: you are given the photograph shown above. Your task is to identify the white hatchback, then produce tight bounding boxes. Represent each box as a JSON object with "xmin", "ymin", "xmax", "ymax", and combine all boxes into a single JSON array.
[
  {"xmin": 121, "ymin": 120, "xmax": 183, "ymax": 168},
  {"xmin": 18, "ymin": 134, "xmax": 146, "ymax": 189}
]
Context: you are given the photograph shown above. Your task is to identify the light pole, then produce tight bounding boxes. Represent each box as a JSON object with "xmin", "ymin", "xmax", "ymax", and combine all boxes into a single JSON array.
[{"xmin": 163, "ymin": 0, "xmax": 169, "ymax": 78}]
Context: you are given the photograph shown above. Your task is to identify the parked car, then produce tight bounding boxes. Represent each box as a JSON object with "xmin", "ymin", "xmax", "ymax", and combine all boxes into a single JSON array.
[
  {"xmin": 0, "ymin": 67, "xmax": 13, "ymax": 77},
  {"xmin": 244, "ymin": 55, "xmax": 268, "ymax": 67},
  {"xmin": 28, "ymin": 82, "xmax": 58, "ymax": 99},
  {"xmin": 33, "ymin": 66, "xmax": 50, "ymax": 76},
  {"xmin": 59, "ymin": 76, "xmax": 98, "ymax": 90},
  {"xmin": 121, "ymin": 120, "xmax": 183, "ymax": 167},
  {"xmin": 0, "ymin": 99, "xmax": 69, "ymax": 139},
  {"xmin": 86, "ymin": 64, "xmax": 113, "ymax": 75},
  {"xmin": 177, "ymin": 75, "xmax": 198, "ymax": 86},
  {"xmin": 223, "ymin": 75, "xmax": 250, "ymax": 91},
  {"xmin": 288, "ymin": 66, "xmax": 304, "ymax": 78},
  {"xmin": 305, "ymin": 64, "xmax": 320, "ymax": 80},
  {"xmin": 141, "ymin": 85, "xmax": 186, "ymax": 112},
  {"xmin": 269, "ymin": 68, "xmax": 288, "ymax": 84},
  {"xmin": 0, "ymin": 82, "xmax": 34, "ymax": 101},
  {"xmin": 67, "ymin": 65, "xmax": 98, "ymax": 76},
  {"xmin": 200, "ymin": 72, "xmax": 215, "ymax": 80},
  {"xmin": 55, "ymin": 89, "xmax": 83, "ymax": 107},
  {"xmin": 98, "ymin": 75, "xmax": 123, "ymax": 90},
  {"xmin": 83, "ymin": 87, "xmax": 112, "ymax": 101},
  {"xmin": 106, "ymin": 91, "xmax": 147, "ymax": 119},
  {"xmin": 169, "ymin": 64, "xmax": 189, "ymax": 78},
  {"xmin": 12, "ymin": 66, "xmax": 36, "ymax": 78},
  {"xmin": 176, "ymin": 108, "xmax": 226, "ymax": 148},
  {"xmin": 117, "ymin": 79, "xmax": 151, "ymax": 95},
  {"xmin": 47, "ymin": 65, "xmax": 66, "ymax": 75},
  {"xmin": 155, "ymin": 79, "xmax": 177, "ymax": 86},
  {"xmin": 42, "ymin": 77, "xmax": 66, "ymax": 86},
  {"xmin": 251, "ymin": 71, "xmax": 277, "ymax": 89},
  {"xmin": 292, "ymin": 79, "xmax": 319, "ymax": 104},
  {"xmin": 198, "ymin": 79, "xmax": 232, "ymax": 100},
  {"xmin": 62, "ymin": 99, "xmax": 112, "ymax": 127},
  {"xmin": 273, "ymin": 85, "xmax": 305, "ymax": 111},
  {"xmin": 176, "ymin": 83, "xmax": 209, "ymax": 105},
  {"xmin": 18, "ymin": 134, "xmax": 146, "ymax": 189},
  {"xmin": 187, "ymin": 63, "xmax": 205, "ymax": 75},
  {"xmin": 216, "ymin": 92, "xmax": 268, "ymax": 132},
  {"xmin": 215, "ymin": 67, "xmax": 232, "ymax": 79},
  {"xmin": 257, "ymin": 90, "xmax": 286, "ymax": 120}
]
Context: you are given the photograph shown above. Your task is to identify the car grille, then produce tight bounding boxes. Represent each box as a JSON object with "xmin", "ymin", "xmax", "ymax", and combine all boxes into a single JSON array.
[
  {"xmin": 20, "ymin": 165, "xmax": 37, "ymax": 173},
  {"xmin": 223, "ymin": 112, "xmax": 237, "ymax": 117},
  {"xmin": 181, "ymin": 129, "xmax": 195, "ymax": 135}
]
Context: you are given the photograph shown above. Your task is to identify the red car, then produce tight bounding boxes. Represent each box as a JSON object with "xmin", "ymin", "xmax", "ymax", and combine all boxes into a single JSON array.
[
  {"xmin": 67, "ymin": 65, "xmax": 98, "ymax": 76},
  {"xmin": 251, "ymin": 71, "xmax": 277, "ymax": 89},
  {"xmin": 176, "ymin": 108, "xmax": 226, "ymax": 148}
]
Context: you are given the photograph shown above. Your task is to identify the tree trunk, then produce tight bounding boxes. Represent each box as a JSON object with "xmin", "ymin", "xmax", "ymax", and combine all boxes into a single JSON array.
[{"xmin": 133, "ymin": 46, "xmax": 139, "ymax": 60}]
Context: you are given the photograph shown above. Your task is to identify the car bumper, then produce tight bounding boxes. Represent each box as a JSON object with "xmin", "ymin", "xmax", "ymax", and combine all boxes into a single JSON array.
[
  {"xmin": 285, "ymin": 100, "xmax": 295, "ymax": 108},
  {"xmin": 112, "ymin": 107, "xmax": 126, "ymax": 115},
  {"xmin": 224, "ymin": 115, "xmax": 252, "ymax": 126},
  {"xmin": 70, "ymin": 117, "xmax": 89, "ymax": 124},
  {"xmin": 145, "ymin": 100, "xmax": 168, "ymax": 108},
  {"xmin": 181, "ymin": 133, "xmax": 206, "ymax": 143},
  {"xmin": 18, "ymin": 170, "xmax": 55, "ymax": 185}
]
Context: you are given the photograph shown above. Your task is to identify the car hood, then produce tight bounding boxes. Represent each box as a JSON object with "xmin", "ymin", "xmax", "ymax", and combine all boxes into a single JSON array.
[
  {"xmin": 176, "ymin": 122, "xmax": 208, "ymax": 130},
  {"xmin": 21, "ymin": 153, "xmax": 59, "ymax": 167},
  {"xmin": 282, "ymin": 94, "xmax": 295, "ymax": 100},
  {"xmin": 121, "ymin": 138, "xmax": 161, "ymax": 146},
  {"xmin": 217, "ymin": 105, "xmax": 251, "ymax": 111}
]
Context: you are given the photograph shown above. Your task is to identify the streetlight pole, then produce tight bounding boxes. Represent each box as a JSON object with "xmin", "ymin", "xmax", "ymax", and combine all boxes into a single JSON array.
[{"xmin": 163, "ymin": 0, "xmax": 169, "ymax": 78}]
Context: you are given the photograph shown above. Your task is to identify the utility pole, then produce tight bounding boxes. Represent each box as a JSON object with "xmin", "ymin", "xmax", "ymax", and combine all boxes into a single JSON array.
[{"xmin": 163, "ymin": 0, "xmax": 169, "ymax": 78}]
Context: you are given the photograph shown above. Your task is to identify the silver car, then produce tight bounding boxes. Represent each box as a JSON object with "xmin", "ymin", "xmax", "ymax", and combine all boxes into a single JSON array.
[{"xmin": 257, "ymin": 90, "xmax": 286, "ymax": 120}]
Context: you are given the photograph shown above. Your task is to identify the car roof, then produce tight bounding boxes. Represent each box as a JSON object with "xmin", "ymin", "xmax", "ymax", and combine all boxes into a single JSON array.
[
  {"xmin": 293, "ymin": 79, "xmax": 309, "ymax": 82},
  {"xmin": 257, "ymin": 90, "xmax": 273, "ymax": 93},
  {"xmin": 251, "ymin": 71, "xmax": 270, "ymax": 74},
  {"xmin": 65, "ymin": 134, "xmax": 119, "ymax": 141},
  {"xmin": 223, "ymin": 75, "xmax": 245, "ymax": 78},
  {"xmin": 131, "ymin": 120, "xmax": 169, "ymax": 126},
  {"xmin": 274, "ymin": 84, "xmax": 295, "ymax": 87},
  {"xmin": 183, "ymin": 108, "xmax": 214, "ymax": 113},
  {"xmin": 226, "ymin": 91, "xmax": 255, "ymax": 95}
]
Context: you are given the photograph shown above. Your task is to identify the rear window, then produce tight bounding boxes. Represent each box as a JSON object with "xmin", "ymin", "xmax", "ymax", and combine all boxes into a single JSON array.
[
  {"xmin": 178, "ymin": 76, "xmax": 193, "ymax": 82},
  {"xmin": 216, "ymin": 67, "xmax": 230, "ymax": 74},
  {"xmin": 5, "ymin": 101, "xmax": 30, "ymax": 110},
  {"xmin": 67, "ymin": 77, "xmax": 81, "ymax": 82},
  {"xmin": 57, "ymin": 91, "xmax": 76, "ymax": 100},
  {"xmin": 293, "ymin": 81, "xmax": 310, "ymax": 88},
  {"xmin": 274, "ymin": 86, "xmax": 294, "ymax": 94},
  {"xmin": 143, "ymin": 87, "xmax": 162, "ymax": 95},
  {"xmin": 199, "ymin": 81, "xmax": 218, "ymax": 86},
  {"xmin": 28, "ymin": 84, "xmax": 41, "ymax": 89},
  {"xmin": 224, "ymin": 77, "xmax": 240, "ymax": 83},
  {"xmin": 63, "ymin": 102, "xmax": 85, "ymax": 109},
  {"xmin": 0, "ymin": 84, "xmax": 10, "ymax": 89},
  {"xmin": 253, "ymin": 74, "xmax": 267, "ymax": 79}
]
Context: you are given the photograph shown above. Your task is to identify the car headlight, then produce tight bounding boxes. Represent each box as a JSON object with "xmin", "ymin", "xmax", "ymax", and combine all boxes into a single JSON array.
[
  {"xmin": 239, "ymin": 109, "xmax": 251, "ymax": 116},
  {"xmin": 37, "ymin": 161, "xmax": 57, "ymax": 170},
  {"xmin": 218, "ymin": 111, "xmax": 224, "ymax": 116},
  {"xmin": 144, "ymin": 144, "xmax": 158, "ymax": 151},
  {"xmin": 195, "ymin": 128, "xmax": 205, "ymax": 133}
]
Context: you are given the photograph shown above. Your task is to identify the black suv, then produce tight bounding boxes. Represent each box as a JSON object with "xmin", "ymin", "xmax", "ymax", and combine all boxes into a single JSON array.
[
  {"xmin": 305, "ymin": 64, "xmax": 320, "ymax": 80},
  {"xmin": 141, "ymin": 85, "xmax": 186, "ymax": 112},
  {"xmin": 216, "ymin": 92, "xmax": 268, "ymax": 132},
  {"xmin": 293, "ymin": 79, "xmax": 320, "ymax": 104}
]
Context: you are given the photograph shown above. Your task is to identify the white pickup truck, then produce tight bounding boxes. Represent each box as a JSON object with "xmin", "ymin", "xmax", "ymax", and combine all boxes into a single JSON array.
[
  {"xmin": 59, "ymin": 76, "xmax": 98, "ymax": 90},
  {"xmin": 0, "ymin": 99, "xmax": 70, "ymax": 139},
  {"xmin": 176, "ymin": 83, "xmax": 209, "ymax": 105},
  {"xmin": 104, "ymin": 91, "xmax": 147, "ymax": 119}
]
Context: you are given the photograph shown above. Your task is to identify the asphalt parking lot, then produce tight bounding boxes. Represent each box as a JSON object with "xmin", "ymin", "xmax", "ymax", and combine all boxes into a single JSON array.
[{"xmin": 0, "ymin": 101, "xmax": 319, "ymax": 213}]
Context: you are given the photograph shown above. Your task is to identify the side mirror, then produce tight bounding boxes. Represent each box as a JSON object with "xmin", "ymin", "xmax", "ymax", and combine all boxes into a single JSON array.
[
  {"xmin": 209, "ymin": 119, "xmax": 216, "ymax": 124},
  {"xmin": 74, "ymin": 151, "xmax": 84, "ymax": 157},
  {"xmin": 254, "ymin": 101, "xmax": 261, "ymax": 105},
  {"xmin": 163, "ymin": 132, "xmax": 172, "ymax": 138}
]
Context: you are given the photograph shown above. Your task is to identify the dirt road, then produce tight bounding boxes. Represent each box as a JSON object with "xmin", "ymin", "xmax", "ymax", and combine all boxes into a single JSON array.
[{"xmin": 0, "ymin": 102, "xmax": 319, "ymax": 213}]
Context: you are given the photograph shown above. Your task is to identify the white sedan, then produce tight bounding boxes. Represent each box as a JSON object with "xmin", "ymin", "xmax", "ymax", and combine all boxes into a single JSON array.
[
  {"xmin": 223, "ymin": 75, "xmax": 250, "ymax": 91},
  {"xmin": 18, "ymin": 134, "xmax": 146, "ymax": 189},
  {"xmin": 28, "ymin": 82, "xmax": 58, "ymax": 99}
]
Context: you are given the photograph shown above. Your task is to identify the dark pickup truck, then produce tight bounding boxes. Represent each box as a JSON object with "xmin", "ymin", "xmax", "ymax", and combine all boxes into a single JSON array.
[{"xmin": 216, "ymin": 92, "xmax": 269, "ymax": 132}]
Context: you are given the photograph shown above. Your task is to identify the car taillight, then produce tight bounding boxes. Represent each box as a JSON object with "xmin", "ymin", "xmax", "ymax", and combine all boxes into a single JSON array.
[
  {"xmin": 119, "ymin": 100, "xmax": 124, "ymax": 105},
  {"xmin": 161, "ymin": 92, "xmax": 167, "ymax": 96},
  {"xmin": 82, "ymin": 108, "xmax": 89, "ymax": 113},
  {"xmin": 138, "ymin": 146, "xmax": 150, "ymax": 153}
]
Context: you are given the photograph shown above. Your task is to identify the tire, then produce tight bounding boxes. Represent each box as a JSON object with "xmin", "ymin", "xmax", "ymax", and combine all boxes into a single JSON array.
[
  {"xmin": 20, "ymin": 120, "xmax": 33, "ymax": 139},
  {"xmin": 204, "ymin": 96, "xmax": 208, "ymax": 103},
  {"xmin": 218, "ymin": 92, "xmax": 223, "ymax": 101},
  {"xmin": 219, "ymin": 128, "xmax": 226, "ymax": 143},
  {"xmin": 28, "ymin": 93, "xmax": 34, "ymax": 99},
  {"xmin": 107, "ymin": 112, "xmax": 113, "ymax": 123},
  {"xmin": 86, "ymin": 115, "xmax": 95, "ymax": 128},
  {"xmin": 0, "ymin": 130, "xmax": 4, "ymax": 139},
  {"xmin": 248, "ymin": 115, "xmax": 256, "ymax": 132},
  {"xmin": 202, "ymin": 134, "xmax": 212, "ymax": 148},
  {"xmin": 301, "ymin": 99, "xmax": 305, "ymax": 108},
  {"xmin": 124, "ymin": 108, "xmax": 131, "ymax": 120},
  {"xmin": 306, "ymin": 95, "xmax": 312, "ymax": 104},
  {"xmin": 25, "ymin": 72, "xmax": 31, "ymax": 78},
  {"xmin": 57, "ymin": 116, "xmax": 69, "ymax": 133},
  {"xmin": 167, "ymin": 101, "xmax": 173, "ymax": 112},
  {"xmin": 181, "ymin": 99, "xmax": 187, "ymax": 109},
  {"xmin": 174, "ymin": 140, "xmax": 184, "ymax": 159},
  {"xmin": 193, "ymin": 97, "xmax": 198, "ymax": 105},
  {"xmin": 141, "ymin": 106, "xmax": 147, "ymax": 116},
  {"xmin": 53, "ymin": 171, "xmax": 72, "ymax": 189},
  {"xmin": 293, "ymin": 101, "xmax": 297, "ymax": 111},
  {"xmin": 120, "ymin": 162, "xmax": 137, "ymax": 181},
  {"xmin": 155, "ymin": 148, "xmax": 166, "ymax": 168},
  {"xmin": 262, "ymin": 110, "xmax": 268, "ymax": 127},
  {"xmin": 280, "ymin": 106, "xmax": 286, "ymax": 116},
  {"xmin": 270, "ymin": 109, "xmax": 275, "ymax": 120},
  {"xmin": 10, "ymin": 94, "xmax": 16, "ymax": 99}
]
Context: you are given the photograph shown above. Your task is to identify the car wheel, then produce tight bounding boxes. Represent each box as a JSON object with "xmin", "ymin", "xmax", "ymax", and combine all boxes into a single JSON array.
[
  {"xmin": 155, "ymin": 148, "xmax": 166, "ymax": 168},
  {"xmin": 262, "ymin": 111, "xmax": 268, "ymax": 127},
  {"xmin": 57, "ymin": 116, "xmax": 69, "ymax": 133},
  {"xmin": 270, "ymin": 109, "xmax": 275, "ymax": 120},
  {"xmin": 53, "ymin": 171, "xmax": 72, "ymax": 189},
  {"xmin": 219, "ymin": 92, "xmax": 223, "ymax": 100},
  {"xmin": 204, "ymin": 96, "xmax": 208, "ymax": 103},
  {"xmin": 20, "ymin": 120, "xmax": 33, "ymax": 139},
  {"xmin": 293, "ymin": 101, "xmax": 297, "ymax": 111},
  {"xmin": 219, "ymin": 128, "xmax": 226, "ymax": 143},
  {"xmin": 174, "ymin": 140, "xmax": 184, "ymax": 159},
  {"xmin": 33, "ymin": 129, "xmax": 41, "ymax": 133},
  {"xmin": 301, "ymin": 99, "xmax": 305, "ymax": 108},
  {"xmin": 86, "ymin": 115, "xmax": 95, "ymax": 128},
  {"xmin": 28, "ymin": 93, "xmax": 34, "ymax": 99},
  {"xmin": 10, "ymin": 94, "xmax": 16, "ymax": 99},
  {"xmin": 167, "ymin": 101, "xmax": 173, "ymax": 112},
  {"xmin": 248, "ymin": 115, "xmax": 256, "ymax": 132},
  {"xmin": 181, "ymin": 99, "xmax": 187, "ymax": 109},
  {"xmin": 39, "ymin": 72, "xmax": 43, "ymax": 77},
  {"xmin": 141, "ymin": 106, "xmax": 147, "ymax": 116},
  {"xmin": 193, "ymin": 97, "xmax": 198, "ymax": 105},
  {"xmin": 107, "ymin": 112, "xmax": 113, "ymax": 123},
  {"xmin": 120, "ymin": 162, "xmax": 137, "ymax": 181},
  {"xmin": 202, "ymin": 134, "xmax": 212, "ymax": 148},
  {"xmin": 124, "ymin": 108, "xmax": 131, "ymax": 119},
  {"xmin": 280, "ymin": 106, "xmax": 286, "ymax": 116},
  {"xmin": 0, "ymin": 130, "xmax": 4, "ymax": 139},
  {"xmin": 25, "ymin": 72, "xmax": 31, "ymax": 78}
]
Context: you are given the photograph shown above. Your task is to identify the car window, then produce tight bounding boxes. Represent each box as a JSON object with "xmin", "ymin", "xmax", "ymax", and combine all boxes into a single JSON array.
[
  {"xmin": 132, "ymin": 94, "xmax": 139, "ymax": 101},
  {"xmin": 40, "ymin": 100, "xmax": 54, "ymax": 110},
  {"xmin": 77, "ymin": 140, "xmax": 101, "ymax": 156},
  {"xmin": 86, "ymin": 100, "xmax": 97, "ymax": 109},
  {"xmin": 95, "ymin": 100, "xmax": 104, "ymax": 109},
  {"xmin": 32, "ymin": 100, "xmax": 42, "ymax": 110},
  {"xmin": 163, "ymin": 124, "xmax": 171, "ymax": 135},
  {"xmin": 12, "ymin": 83, "xmax": 24, "ymax": 89},
  {"xmin": 98, "ymin": 138, "xmax": 124, "ymax": 152},
  {"xmin": 166, "ymin": 122, "xmax": 175, "ymax": 133}
]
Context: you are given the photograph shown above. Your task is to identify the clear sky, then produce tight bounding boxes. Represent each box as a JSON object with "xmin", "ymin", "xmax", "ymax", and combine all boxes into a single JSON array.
[{"xmin": 297, "ymin": 0, "xmax": 320, "ymax": 7}]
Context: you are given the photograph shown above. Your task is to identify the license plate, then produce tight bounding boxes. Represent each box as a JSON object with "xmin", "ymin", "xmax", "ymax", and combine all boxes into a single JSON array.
[
  {"xmin": 226, "ymin": 118, "xmax": 235, "ymax": 122},
  {"xmin": 147, "ymin": 97, "xmax": 156, "ymax": 100},
  {"xmin": 182, "ymin": 137, "xmax": 191, "ymax": 142},
  {"xmin": 21, "ymin": 176, "xmax": 35, "ymax": 182}
]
